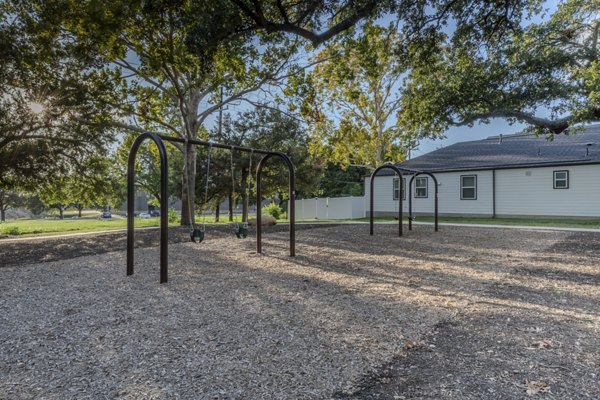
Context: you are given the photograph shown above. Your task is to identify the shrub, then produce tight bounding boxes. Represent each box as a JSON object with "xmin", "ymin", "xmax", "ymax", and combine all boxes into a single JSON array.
[
  {"xmin": 3, "ymin": 226, "xmax": 21, "ymax": 235},
  {"xmin": 262, "ymin": 203, "xmax": 284, "ymax": 220},
  {"xmin": 168, "ymin": 208, "xmax": 179, "ymax": 223}
]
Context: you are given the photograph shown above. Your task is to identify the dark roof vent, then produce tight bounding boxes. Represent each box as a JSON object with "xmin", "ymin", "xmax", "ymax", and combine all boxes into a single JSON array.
[
  {"xmin": 586, "ymin": 142, "xmax": 594, "ymax": 157},
  {"xmin": 498, "ymin": 134, "xmax": 503, "ymax": 144}
]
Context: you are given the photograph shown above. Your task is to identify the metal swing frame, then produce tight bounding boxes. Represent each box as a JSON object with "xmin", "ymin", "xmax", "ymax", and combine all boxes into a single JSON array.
[
  {"xmin": 127, "ymin": 132, "xmax": 296, "ymax": 284},
  {"xmin": 369, "ymin": 163, "xmax": 439, "ymax": 236},
  {"xmin": 408, "ymin": 172, "xmax": 439, "ymax": 232}
]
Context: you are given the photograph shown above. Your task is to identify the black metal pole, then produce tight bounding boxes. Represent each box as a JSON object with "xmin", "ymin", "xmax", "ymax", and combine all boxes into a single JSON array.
[
  {"xmin": 408, "ymin": 172, "xmax": 438, "ymax": 233},
  {"xmin": 369, "ymin": 172, "xmax": 375, "ymax": 235},
  {"xmin": 369, "ymin": 164, "xmax": 404, "ymax": 237},
  {"xmin": 127, "ymin": 132, "xmax": 169, "ymax": 283},
  {"xmin": 409, "ymin": 175, "xmax": 414, "ymax": 231},
  {"xmin": 399, "ymin": 178, "xmax": 403, "ymax": 237},
  {"xmin": 158, "ymin": 134, "xmax": 273, "ymax": 155},
  {"xmin": 433, "ymin": 175, "xmax": 439, "ymax": 232},
  {"xmin": 256, "ymin": 154, "xmax": 270, "ymax": 254},
  {"xmin": 275, "ymin": 152, "xmax": 296, "ymax": 256},
  {"xmin": 255, "ymin": 153, "xmax": 296, "ymax": 256}
]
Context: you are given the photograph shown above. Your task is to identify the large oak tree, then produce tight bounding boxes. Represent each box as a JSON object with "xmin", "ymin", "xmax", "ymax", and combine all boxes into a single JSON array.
[{"xmin": 400, "ymin": 0, "xmax": 600, "ymax": 136}]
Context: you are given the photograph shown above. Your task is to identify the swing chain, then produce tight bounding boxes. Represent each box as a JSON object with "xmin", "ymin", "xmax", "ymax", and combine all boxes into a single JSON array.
[{"xmin": 202, "ymin": 144, "xmax": 212, "ymax": 225}]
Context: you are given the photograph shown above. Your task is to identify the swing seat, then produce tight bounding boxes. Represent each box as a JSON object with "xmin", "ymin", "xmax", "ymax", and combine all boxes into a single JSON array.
[
  {"xmin": 234, "ymin": 223, "xmax": 248, "ymax": 239},
  {"xmin": 190, "ymin": 227, "xmax": 205, "ymax": 243}
]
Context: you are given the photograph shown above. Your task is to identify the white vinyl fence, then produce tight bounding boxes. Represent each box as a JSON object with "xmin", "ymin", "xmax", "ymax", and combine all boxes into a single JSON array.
[{"xmin": 295, "ymin": 196, "xmax": 365, "ymax": 220}]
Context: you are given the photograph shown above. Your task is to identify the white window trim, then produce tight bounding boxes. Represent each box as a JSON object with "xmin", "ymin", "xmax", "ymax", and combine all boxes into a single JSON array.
[
  {"xmin": 460, "ymin": 175, "xmax": 477, "ymax": 200},
  {"xmin": 393, "ymin": 178, "xmax": 406, "ymax": 200},
  {"xmin": 553, "ymin": 170, "xmax": 569, "ymax": 189},
  {"xmin": 414, "ymin": 177, "xmax": 428, "ymax": 198}
]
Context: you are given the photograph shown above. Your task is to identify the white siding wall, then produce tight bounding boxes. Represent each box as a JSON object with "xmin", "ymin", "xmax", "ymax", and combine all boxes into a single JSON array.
[
  {"xmin": 496, "ymin": 165, "xmax": 600, "ymax": 217},
  {"xmin": 365, "ymin": 165, "xmax": 600, "ymax": 217},
  {"xmin": 364, "ymin": 175, "xmax": 398, "ymax": 213},
  {"xmin": 365, "ymin": 171, "xmax": 494, "ymax": 216}
]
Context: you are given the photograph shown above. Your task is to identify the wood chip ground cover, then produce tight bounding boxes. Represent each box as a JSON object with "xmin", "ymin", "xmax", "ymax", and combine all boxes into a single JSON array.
[{"xmin": 0, "ymin": 225, "xmax": 598, "ymax": 399}]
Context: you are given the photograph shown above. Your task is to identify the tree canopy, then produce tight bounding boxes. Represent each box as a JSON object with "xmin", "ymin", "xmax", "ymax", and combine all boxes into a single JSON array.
[
  {"xmin": 400, "ymin": 0, "xmax": 600, "ymax": 136},
  {"xmin": 287, "ymin": 22, "xmax": 418, "ymax": 169},
  {"xmin": 0, "ymin": 1, "xmax": 115, "ymax": 188}
]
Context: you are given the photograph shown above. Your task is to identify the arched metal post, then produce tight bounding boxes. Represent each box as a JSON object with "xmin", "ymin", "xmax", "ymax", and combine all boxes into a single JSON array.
[
  {"xmin": 369, "ymin": 164, "xmax": 404, "ymax": 237},
  {"xmin": 256, "ymin": 152, "xmax": 296, "ymax": 256},
  {"xmin": 127, "ymin": 132, "xmax": 169, "ymax": 283},
  {"xmin": 408, "ymin": 172, "xmax": 439, "ymax": 232}
]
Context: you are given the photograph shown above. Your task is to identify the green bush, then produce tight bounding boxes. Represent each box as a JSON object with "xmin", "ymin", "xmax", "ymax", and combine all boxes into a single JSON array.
[
  {"xmin": 262, "ymin": 203, "xmax": 284, "ymax": 220},
  {"xmin": 168, "ymin": 208, "xmax": 179, "ymax": 223},
  {"xmin": 2, "ymin": 226, "xmax": 21, "ymax": 235}
]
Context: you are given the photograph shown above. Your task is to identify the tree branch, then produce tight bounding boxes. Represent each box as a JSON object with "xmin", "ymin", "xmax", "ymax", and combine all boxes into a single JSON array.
[
  {"xmin": 454, "ymin": 110, "xmax": 573, "ymax": 134},
  {"xmin": 229, "ymin": 0, "xmax": 379, "ymax": 47}
]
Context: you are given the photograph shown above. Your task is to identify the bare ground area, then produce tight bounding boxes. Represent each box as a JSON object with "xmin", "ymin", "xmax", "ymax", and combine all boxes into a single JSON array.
[{"xmin": 0, "ymin": 225, "xmax": 598, "ymax": 399}]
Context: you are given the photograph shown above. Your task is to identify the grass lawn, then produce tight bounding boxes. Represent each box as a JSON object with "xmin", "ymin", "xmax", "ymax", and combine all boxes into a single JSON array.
[
  {"xmin": 292, "ymin": 216, "xmax": 600, "ymax": 229},
  {"xmin": 0, "ymin": 215, "xmax": 258, "ymax": 237},
  {"xmin": 2, "ymin": 214, "xmax": 598, "ymax": 238},
  {"xmin": 412, "ymin": 215, "xmax": 600, "ymax": 229},
  {"xmin": 0, "ymin": 217, "xmax": 165, "ymax": 237}
]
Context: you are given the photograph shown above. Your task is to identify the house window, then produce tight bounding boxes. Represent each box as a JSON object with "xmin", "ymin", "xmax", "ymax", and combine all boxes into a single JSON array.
[
  {"xmin": 415, "ymin": 177, "xmax": 428, "ymax": 198},
  {"xmin": 553, "ymin": 170, "xmax": 569, "ymax": 189},
  {"xmin": 461, "ymin": 175, "xmax": 477, "ymax": 200},
  {"xmin": 393, "ymin": 178, "xmax": 406, "ymax": 200}
]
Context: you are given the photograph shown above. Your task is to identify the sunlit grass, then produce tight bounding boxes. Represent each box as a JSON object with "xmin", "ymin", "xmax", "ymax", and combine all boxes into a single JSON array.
[
  {"xmin": 0, "ymin": 217, "xmax": 164, "ymax": 237},
  {"xmin": 0, "ymin": 214, "xmax": 261, "ymax": 237},
  {"xmin": 2, "ymin": 214, "xmax": 597, "ymax": 238}
]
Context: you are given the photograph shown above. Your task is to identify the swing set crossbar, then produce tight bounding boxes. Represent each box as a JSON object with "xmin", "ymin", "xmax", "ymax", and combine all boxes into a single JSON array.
[
  {"xmin": 127, "ymin": 132, "xmax": 296, "ymax": 284},
  {"xmin": 158, "ymin": 135, "xmax": 276, "ymax": 156}
]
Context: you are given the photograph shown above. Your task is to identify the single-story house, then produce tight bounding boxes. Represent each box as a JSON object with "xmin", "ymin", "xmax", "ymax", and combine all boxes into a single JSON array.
[{"xmin": 366, "ymin": 124, "xmax": 600, "ymax": 218}]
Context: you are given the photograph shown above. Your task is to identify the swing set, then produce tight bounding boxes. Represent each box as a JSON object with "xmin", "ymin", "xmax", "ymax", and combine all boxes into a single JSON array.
[
  {"xmin": 188, "ymin": 146, "xmax": 253, "ymax": 243},
  {"xmin": 127, "ymin": 132, "xmax": 296, "ymax": 284},
  {"xmin": 369, "ymin": 162, "xmax": 439, "ymax": 237}
]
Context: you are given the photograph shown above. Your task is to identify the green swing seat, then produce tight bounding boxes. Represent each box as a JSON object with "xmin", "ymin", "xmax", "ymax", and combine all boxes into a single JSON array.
[
  {"xmin": 234, "ymin": 223, "xmax": 248, "ymax": 239},
  {"xmin": 190, "ymin": 226, "xmax": 205, "ymax": 243}
]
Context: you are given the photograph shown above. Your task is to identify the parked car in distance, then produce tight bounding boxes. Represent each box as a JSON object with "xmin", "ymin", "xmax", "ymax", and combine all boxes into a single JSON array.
[
  {"xmin": 101, "ymin": 211, "xmax": 112, "ymax": 219},
  {"xmin": 139, "ymin": 212, "xmax": 151, "ymax": 219},
  {"xmin": 149, "ymin": 210, "xmax": 160, "ymax": 217}
]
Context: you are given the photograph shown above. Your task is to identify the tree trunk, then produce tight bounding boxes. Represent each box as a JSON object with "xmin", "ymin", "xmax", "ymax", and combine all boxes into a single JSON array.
[
  {"xmin": 0, "ymin": 191, "xmax": 5, "ymax": 222},
  {"xmin": 241, "ymin": 168, "xmax": 249, "ymax": 222},
  {"xmin": 0, "ymin": 190, "xmax": 8, "ymax": 222},
  {"xmin": 214, "ymin": 200, "xmax": 220, "ymax": 222},
  {"xmin": 228, "ymin": 191, "xmax": 234, "ymax": 222},
  {"xmin": 59, "ymin": 206, "xmax": 64, "ymax": 220},
  {"xmin": 181, "ymin": 143, "xmax": 197, "ymax": 226}
]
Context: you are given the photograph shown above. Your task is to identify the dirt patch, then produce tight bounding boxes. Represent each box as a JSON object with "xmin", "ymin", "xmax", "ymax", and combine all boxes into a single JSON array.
[{"xmin": 1, "ymin": 225, "xmax": 599, "ymax": 399}]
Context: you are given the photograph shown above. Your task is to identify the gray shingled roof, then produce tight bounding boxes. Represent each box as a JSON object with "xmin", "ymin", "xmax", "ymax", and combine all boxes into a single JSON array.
[{"xmin": 387, "ymin": 124, "xmax": 600, "ymax": 174}]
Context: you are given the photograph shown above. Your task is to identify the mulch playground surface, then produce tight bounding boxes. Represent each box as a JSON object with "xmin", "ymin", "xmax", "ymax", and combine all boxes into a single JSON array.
[{"xmin": 0, "ymin": 224, "xmax": 598, "ymax": 399}]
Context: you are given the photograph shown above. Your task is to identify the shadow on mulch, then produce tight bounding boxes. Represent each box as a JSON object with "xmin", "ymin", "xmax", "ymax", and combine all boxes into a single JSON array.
[{"xmin": 0, "ymin": 223, "xmax": 333, "ymax": 267}]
